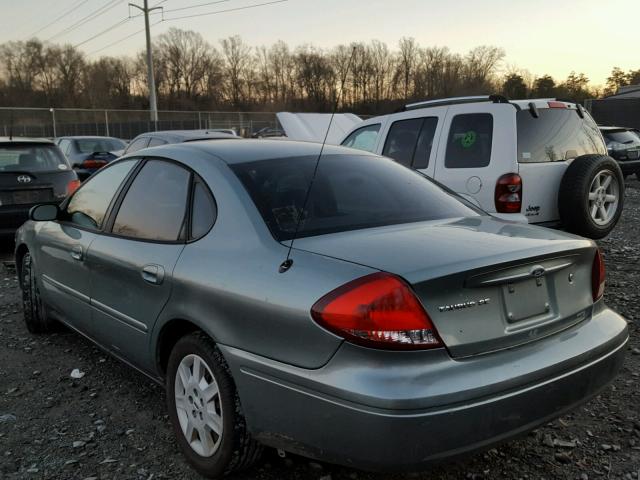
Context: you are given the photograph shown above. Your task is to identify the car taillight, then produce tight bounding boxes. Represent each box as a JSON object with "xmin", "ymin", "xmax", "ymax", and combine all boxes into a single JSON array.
[
  {"xmin": 82, "ymin": 159, "xmax": 107, "ymax": 169},
  {"xmin": 495, "ymin": 173, "xmax": 522, "ymax": 213},
  {"xmin": 66, "ymin": 179, "xmax": 81, "ymax": 196},
  {"xmin": 591, "ymin": 249, "xmax": 605, "ymax": 302},
  {"xmin": 310, "ymin": 272, "xmax": 442, "ymax": 350}
]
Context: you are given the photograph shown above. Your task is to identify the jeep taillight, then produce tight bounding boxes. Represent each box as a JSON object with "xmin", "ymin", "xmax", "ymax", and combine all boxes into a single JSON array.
[
  {"xmin": 592, "ymin": 249, "xmax": 605, "ymax": 302},
  {"xmin": 495, "ymin": 173, "xmax": 522, "ymax": 213},
  {"xmin": 311, "ymin": 273, "xmax": 442, "ymax": 350}
]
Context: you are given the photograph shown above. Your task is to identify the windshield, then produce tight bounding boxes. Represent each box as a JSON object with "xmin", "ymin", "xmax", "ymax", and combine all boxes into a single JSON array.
[
  {"xmin": 76, "ymin": 138, "xmax": 126, "ymax": 153},
  {"xmin": 517, "ymin": 109, "xmax": 606, "ymax": 162},
  {"xmin": 231, "ymin": 154, "xmax": 480, "ymax": 241},
  {"xmin": 602, "ymin": 130, "xmax": 640, "ymax": 145},
  {"xmin": 0, "ymin": 143, "xmax": 70, "ymax": 172}
]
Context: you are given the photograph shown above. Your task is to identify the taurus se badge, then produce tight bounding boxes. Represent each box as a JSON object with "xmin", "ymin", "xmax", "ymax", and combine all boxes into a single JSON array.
[{"xmin": 438, "ymin": 298, "xmax": 491, "ymax": 313}]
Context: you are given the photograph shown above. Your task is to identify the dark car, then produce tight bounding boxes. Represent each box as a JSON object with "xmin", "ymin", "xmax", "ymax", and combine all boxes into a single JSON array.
[
  {"xmin": 55, "ymin": 136, "xmax": 127, "ymax": 181},
  {"xmin": 0, "ymin": 138, "xmax": 79, "ymax": 238},
  {"xmin": 599, "ymin": 126, "xmax": 640, "ymax": 178},
  {"xmin": 122, "ymin": 130, "xmax": 238, "ymax": 156}
]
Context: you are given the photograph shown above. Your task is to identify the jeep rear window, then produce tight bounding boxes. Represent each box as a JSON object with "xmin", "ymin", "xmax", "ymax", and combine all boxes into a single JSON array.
[
  {"xmin": 231, "ymin": 154, "xmax": 480, "ymax": 241},
  {"xmin": 517, "ymin": 109, "xmax": 606, "ymax": 163},
  {"xmin": 0, "ymin": 143, "xmax": 70, "ymax": 172},
  {"xmin": 445, "ymin": 114, "xmax": 493, "ymax": 168}
]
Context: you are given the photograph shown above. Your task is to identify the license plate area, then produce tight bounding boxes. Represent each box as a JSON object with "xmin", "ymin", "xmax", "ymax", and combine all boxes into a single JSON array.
[
  {"xmin": 502, "ymin": 277, "xmax": 550, "ymax": 323},
  {"xmin": 11, "ymin": 189, "xmax": 52, "ymax": 205}
]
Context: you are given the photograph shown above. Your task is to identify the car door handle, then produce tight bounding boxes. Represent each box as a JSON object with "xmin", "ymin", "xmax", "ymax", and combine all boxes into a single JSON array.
[
  {"xmin": 70, "ymin": 245, "xmax": 83, "ymax": 261},
  {"xmin": 141, "ymin": 264, "xmax": 165, "ymax": 285}
]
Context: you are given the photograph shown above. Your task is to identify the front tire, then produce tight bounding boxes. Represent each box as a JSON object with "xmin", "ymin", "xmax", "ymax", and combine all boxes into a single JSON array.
[
  {"xmin": 558, "ymin": 155, "xmax": 624, "ymax": 239},
  {"xmin": 166, "ymin": 332, "xmax": 262, "ymax": 478},
  {"xmin": 21, "ymin": 252, "xmax": 53, "ymax": 333}
]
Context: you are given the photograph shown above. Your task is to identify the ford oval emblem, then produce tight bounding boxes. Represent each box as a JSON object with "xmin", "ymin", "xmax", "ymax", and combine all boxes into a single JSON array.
[
  {"xmin": 530, "ymin": 265, "xmax": 546, "ymax": 277},
  {"xmin": 17, "ymin": 175, "xmax": 32, "ymax": 183}
]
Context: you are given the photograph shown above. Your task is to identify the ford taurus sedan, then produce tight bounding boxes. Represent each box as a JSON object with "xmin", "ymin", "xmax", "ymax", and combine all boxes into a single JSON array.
[{"xmin": 15, "ymin": 140, "xmax": 627, "ymax": 478}]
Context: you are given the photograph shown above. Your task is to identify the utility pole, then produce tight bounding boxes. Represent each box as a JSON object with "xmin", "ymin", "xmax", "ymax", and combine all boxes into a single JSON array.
[{"xmin": 129, "ymin": 1, "xmax": 162, "ymax": 124}]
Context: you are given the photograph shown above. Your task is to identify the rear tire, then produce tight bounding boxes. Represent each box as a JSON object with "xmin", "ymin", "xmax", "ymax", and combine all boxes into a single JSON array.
[
  {"xmin": 558, "ymin": 155, "xmax": 624, "ymax": 239},
  {"xmin": 166, "ymin": 332, "xmax": 262, "ymax": 478},
  {"xmin": 21, "ymin": 252, "xmax": 54, "ymax": 334}
]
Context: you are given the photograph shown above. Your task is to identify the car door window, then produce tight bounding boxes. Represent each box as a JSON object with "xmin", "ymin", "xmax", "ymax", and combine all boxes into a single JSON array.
[
  {"xmin": 445, "ymin": 113, "xmax": 493, "ymax": 168},
  {"xmin": 65, "ymin": 160, "xmax": 137, "ymax": 230},
  {"xmin": 190, "ymin": 180, "xmax": 217, "ymax": 239},
  {"xmin": 383, "ymin": 119, "xmax": 422, "ymax": 167},
  {"xmin": 148, "ymin": 137, "xmax": 168, "ymax": 147},
  {"xmin": 125, "ymin": 137, "xmax": 150, "ymax": 154},
  {"xmin": 112, "ymin": 160, "xmax": 190, "ymax": 241},
  {"xmin": 412, "ymin": 118, "xmax": 438, "ymax": 169},
  {"xmin": 341, "ymin": 124, "xmax": 380, "ymax": 152}
]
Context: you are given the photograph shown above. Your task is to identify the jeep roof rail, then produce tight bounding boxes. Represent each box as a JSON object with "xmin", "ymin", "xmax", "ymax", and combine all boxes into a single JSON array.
[{"xmin": 402, "ymin": 94, "xmax": 519, "ymax": 112}]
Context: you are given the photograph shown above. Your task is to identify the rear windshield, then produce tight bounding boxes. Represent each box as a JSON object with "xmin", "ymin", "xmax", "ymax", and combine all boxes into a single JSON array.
[
  {"xmin": 76, "ymin": 138, "xmax": 126, "ymax": 153},
  {"xmin": 517, "ymin": 109, "xmax": 606, "ymax": 163},
  {"xmin": 231, "ymin": 154, "xmax": 480, "ymax": 241},
  {"xmin": 602, "ymin": 130, "xmax": 640, "ymax": 145},
  {"xmin": 0, "ymin": 143, "xmax": 70, "ymax": 172}
]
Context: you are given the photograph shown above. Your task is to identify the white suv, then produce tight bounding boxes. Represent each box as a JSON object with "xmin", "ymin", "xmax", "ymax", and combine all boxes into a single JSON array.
[{"xmin": 340, "ymin": 95, "xmax": 624, "ymax": 239}]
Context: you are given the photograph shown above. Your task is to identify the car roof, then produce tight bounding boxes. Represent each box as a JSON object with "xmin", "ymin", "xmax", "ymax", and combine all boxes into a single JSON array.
[
  {"xmin": 0, "ymin": 137, "xmax": 55, "ymax": 145},
  {"xmin": 136, "ymin": 130, "xmax": 237, "ymax": 141},
  {"xmin": 135, "ymin": 139, "xmax": 377, "ymax": 165},
  {"xmin": 56, "ymin": 136, "xmax": 123, "ymax": 140}
]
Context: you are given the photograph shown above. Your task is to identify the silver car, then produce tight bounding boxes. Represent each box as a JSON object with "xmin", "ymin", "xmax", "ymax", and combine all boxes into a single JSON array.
[{"xmin": 15, "ymin": 140, "xmax": 627, "ymax": 478}]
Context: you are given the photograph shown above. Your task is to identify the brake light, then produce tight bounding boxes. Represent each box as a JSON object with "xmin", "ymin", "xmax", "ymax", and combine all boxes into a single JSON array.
[
  {"xmin": 82, "ymin": 159, "xmax": 107, "ymax": 169},
  {"xmin": 547, "ymin": 101, "xmax": 567, "ymax": 109},
  {"xmin": 591, "ymin": 249, "xmax": 605, "ymax": 302},
  {"xmin": 66, "ymin": 179, "xmax": 81, "ymax": 196},
  {"xmin": 311, "ymin": 272, "xmax": 442, "ymax": 350},
  {"xmin": 495, "ymin": 173, "xmax": 522, "ymax": 213}
]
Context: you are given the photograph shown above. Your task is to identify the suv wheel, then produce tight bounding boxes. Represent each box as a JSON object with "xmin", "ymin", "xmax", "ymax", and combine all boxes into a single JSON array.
[
  {"xmin": 166, "ymin": 332, "xmax": 262, "ymax": 478},
  {"xmin": 21, "ymin": 252, "xmax": 54, "ymax": 333},
  {"xmin": 558, "ymin": 155, "xmax": 624, "ymax": 239}
]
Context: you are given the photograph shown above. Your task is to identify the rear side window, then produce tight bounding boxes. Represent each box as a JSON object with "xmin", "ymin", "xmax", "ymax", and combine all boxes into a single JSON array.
[
  {"xmin": 341, "ymin": 124, "xmax": 380, "ymax": 153},
  {"xmin": 125, "ymin": 137, "xmax": 150, "ymax": 154},
  {"xmin": 517, "ymin": 109, "xmax": 606, "ymax": 163},
  {"xmin": 66, "ymin": 160, "xmax": 137, "ymax": 229},
  {"xmin": 383, "ymin": 117, "xmax": 438, "ymax": 169},
  {"xmin": 112, "ymin": 160, "xmax": 190, "ymax": 241},
  {"xmin": 190, "ymin": 181, "xmax": 216, "ymax": 239},
  {"xmin": 445, "ymin": 114, "xmax": 493, "ymax": 168}
]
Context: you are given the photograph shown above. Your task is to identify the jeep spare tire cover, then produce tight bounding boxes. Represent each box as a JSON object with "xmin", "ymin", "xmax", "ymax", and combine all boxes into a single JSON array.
[{"xmin": 558, "ymin": 154, "xmax": 624, "ymax": 239}]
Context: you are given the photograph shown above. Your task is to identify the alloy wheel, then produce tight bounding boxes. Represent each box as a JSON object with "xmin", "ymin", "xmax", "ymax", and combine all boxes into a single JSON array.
[
  {"xmin": 588, "ymin": 170, "xmax": 619, "ymax": 226},
  {"xmin": 174, "ymin": 354, "xmax": 223, "ymax": 457}
]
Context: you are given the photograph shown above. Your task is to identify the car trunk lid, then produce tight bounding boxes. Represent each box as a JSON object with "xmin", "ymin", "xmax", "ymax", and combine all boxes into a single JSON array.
[{"xmin": 292, "ymin": 216, "xmax": 596, "ymax": 357}]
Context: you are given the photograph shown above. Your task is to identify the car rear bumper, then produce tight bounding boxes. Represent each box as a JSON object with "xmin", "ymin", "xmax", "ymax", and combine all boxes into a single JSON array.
[
  {"xmin": 616, "ymin": 159, "xmax": 640, "ymax": 174},
  {"xmin": 221, "ymin": 304, "xmax": 627, "ymax": 471}
]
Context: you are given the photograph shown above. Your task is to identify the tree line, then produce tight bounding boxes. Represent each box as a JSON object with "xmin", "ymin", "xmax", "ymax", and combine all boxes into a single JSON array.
[{"xmin": 0, "ymin": 28, "xmax": 635, "ymax": 114}]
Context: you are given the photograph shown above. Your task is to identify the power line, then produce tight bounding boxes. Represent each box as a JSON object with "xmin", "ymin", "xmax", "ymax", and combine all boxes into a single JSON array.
[
  {"xmin": 26, "ymin": 0, "xmax": 91, "ymax": 39},
  {"xmin": 47, "ymin": 0, "xmax": 125, "ymax": 41},
  {"xmin": 74, "ymin": 18, "xmax": 130, "ymax": 48},
  {"xmin": 163, "ymin": 0, "xmax": 229, "ymax": 14},
  {"xmin": 85, "ymin": 21, "xmax": 161, "ymax": 56},
  {"xmin": 162, "ymin": 0, "xmax": 287, "ymax": 21}
]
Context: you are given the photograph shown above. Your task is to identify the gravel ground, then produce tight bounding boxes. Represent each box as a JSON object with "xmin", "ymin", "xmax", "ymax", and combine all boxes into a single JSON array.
[{"xmin": 1, "ymin": 180, "xmax": 639, "ymax": 480}]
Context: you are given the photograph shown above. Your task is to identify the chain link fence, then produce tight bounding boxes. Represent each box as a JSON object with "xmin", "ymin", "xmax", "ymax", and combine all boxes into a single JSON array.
[{"xmin": 0, "ymin": 108, "xmax": 281, "ymax": 139}]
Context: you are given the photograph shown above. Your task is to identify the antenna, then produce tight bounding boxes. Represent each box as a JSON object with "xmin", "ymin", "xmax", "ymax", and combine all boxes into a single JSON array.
[
  {"xmin": 279, "ymin": 46, "xmax": 357, "ymax": 273},
  {"xmin": 8, "ymin": 109, "xmax": 13, "ymax": 141}
]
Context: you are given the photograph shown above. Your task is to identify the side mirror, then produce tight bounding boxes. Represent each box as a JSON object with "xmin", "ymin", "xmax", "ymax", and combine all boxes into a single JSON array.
[{"xmin": 29, "ymin": 204, "xmax": 60, "ymax": 221}]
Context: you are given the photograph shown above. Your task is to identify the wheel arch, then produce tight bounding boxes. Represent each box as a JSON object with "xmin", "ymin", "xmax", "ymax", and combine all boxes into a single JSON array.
[{"xmin": 155, "ymin": 317, "xmax": 218, "ymax": 378}]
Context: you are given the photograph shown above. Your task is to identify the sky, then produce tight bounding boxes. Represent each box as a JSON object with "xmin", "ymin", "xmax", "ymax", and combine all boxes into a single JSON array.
[{"xmin": 1, "ymin": 0, "xmax": 639, "ymax": 86}]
